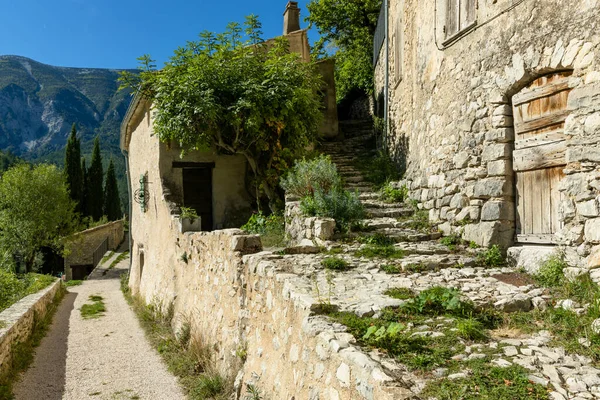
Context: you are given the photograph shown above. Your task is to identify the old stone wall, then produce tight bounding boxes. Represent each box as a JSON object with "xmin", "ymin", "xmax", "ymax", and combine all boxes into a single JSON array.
[
  {"xmin": 285, "ymin": 201, "xmax": 336, "ymax": 246},
  {"xmin": 64, "ymin": 220, "xmax": 125, "ymax": 280},
  {"xmin": 0, "ymin": 280, "xmax": 61, "ymax": 377},
  {"xmin": 375, "ymin": 0, "xmax": 600, "ymax": 266}
]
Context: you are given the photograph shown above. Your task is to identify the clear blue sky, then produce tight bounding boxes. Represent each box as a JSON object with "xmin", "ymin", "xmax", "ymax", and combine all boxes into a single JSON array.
[{"xmin": 0, "ymin": 0, "xmax": 315, "ymax": 69}]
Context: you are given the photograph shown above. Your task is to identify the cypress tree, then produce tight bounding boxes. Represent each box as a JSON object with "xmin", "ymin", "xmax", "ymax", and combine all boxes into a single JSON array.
[
  {"xmin": 88, "ymin": 137, "xmax": 104, "ymax": 221},
  {"xmin": 64, "ymin": 124, "xmax": 82, "ymax": 213},
  {"xmin": 80, "ymin": 158, "xmax": 89, "ymax": 218},
  {"xmin": 103, "ymin": 159, "xmax": 122, "ymax": 221}
]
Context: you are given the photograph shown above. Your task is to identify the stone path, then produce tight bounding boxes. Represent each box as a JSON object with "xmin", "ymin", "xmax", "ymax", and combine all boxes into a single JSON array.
[{"xmin": 13, "ymin": 251, "xmax": 185, "ymax": 400}]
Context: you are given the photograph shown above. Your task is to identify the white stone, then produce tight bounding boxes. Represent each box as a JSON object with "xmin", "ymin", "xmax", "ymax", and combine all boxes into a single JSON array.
[
  {"xmin": 585, "ymin": 219, "xmax": 600, "ymax": 243},
  {"xmin": 336, "ymin": 363, "xmax": 351, "ymax": 387},
  {"xmin": 592, "ymin": 318, "xmax": 600, "ymax": 335}
]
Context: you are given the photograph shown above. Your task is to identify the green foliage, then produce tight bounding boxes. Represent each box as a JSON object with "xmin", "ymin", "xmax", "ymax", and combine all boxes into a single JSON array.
[
  {"xmin": 354, "ymin": 245, "xmax": 404, "ymax": 259},
  {"xmin": 280, "ymin": 155, "xmax": 341, "ymax": 198},
  {"xmin": 534, "ymin": 253, "xmax": 567, "ymax": 287},
  {"xmin": 321, "ymin": 257, "xmax": 350, "ymax": 271},
  {"xmin": 403, "ymin": 209, "xmax": 432, "ymax": 232},
  {"xmin": 244, "ymin": 384, "xmax": 263, "ymax": 400},
  {"xmin": 88, "ymin": 137, "xmax": 104, "ymax": 221},
  {"xmin": 300, "ymin": 186, "xmax": 364, "ymax": 232},
  {"xmin": 121, "ymin": 17, "xmax": 323, "ymax": 210},
  {"xmin": 355, "ymin": 151, "xmax": 400, "ymax": 188},
  {"xmin": 0, "ymin": 163, "xmax": 78, "ymax": 272},
  {"xmin": 306, "ymin": 0, "xmax": 383, "ymax": 99},
  {"xmin": 359, "ymin": 233, "xmax": 395, "ymax": 246},
  {"xmin": 380, "ymin": 264, "xmax": 401, "ymax": 274},
  {"xmin": 404, "ymin": 263, "xmax": 425, "ymax": 273},
  {"xmin": 64, "ymin": 123, "xmax": 83, "ymax": 214},
  {"xmin": 380, "ymin": 183, "xmax": 408, "ymax": 203},
  {"xmin": 384, "ymin": 287, "xmax": 414, "ymax": 300},
  {"xmin": 477, "ymin": 245, "xmax": 504, "ymax": 267},
  {"xmin": 80, "ymin": 158, "xmax": 89, "ymax": 218},
  {"xmin": 456, "ymin": 318, "xmax": 487, "ymax": 341},
  {"xmin": 440, "ymin": 234, "xmax": 463, "ymax": 251},
  {"xmin": 189, "ymin": 375, "xmax": 225, "ymax": 399},
  {"xmin": 400, "ymin": 287, "xmax": 471, "ymax": 317},
  {"xmin": 80, "ymin": 295, "xmax": 106, "ymax": 319},
  {"xmin": 180, "ymin": 207, "xmax": 199, "ymax": 223},
  {"xmin": 103, "ymin": 159, "xmax": 122, "ymax": 221},
  {"xmin": 65, "ymin": 280, "xmax": 83, "ymax": 287},
  {"xmin": 241, "ymin": 212, "xmax": 285, "ymax": 248},
  {"xmin": 422, "ymin": 365, "xmax": 548, "ymax": 400}
]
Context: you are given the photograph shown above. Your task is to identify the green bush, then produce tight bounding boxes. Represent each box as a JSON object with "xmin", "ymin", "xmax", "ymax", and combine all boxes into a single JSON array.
[
  {"xmin": 0, "ymin": 271, "xmax": 55, "ymax": 313},
  {"xmin": 440, "ymin": 234, "xmax": 463, "ymax": 251},
  {"xmin": 477, "ymin": 245, "xmax": 504, "ymax": 267},
  {"xmin": 321, "ymin": 257, "xmax": 351, "ymax": 271},
  {"xmin": 354, "ymin": 245, "xmax": 405, "ymax": 259},
  {"xmin": 359, "ymin": 233, "xmax": 395, "ymax": 246},
  {"xmin": 535, "ymin": 254, "xmax": 567, "ymax": 287},
  {"xmin": 300, "ymin": 187, "xmax": 364, "ymax": 232},
  {"xmin": 281, "ymin": 155, "xmax": 341, "ymax": 198},
  {"xmin": 380, "ymin": 183, "xmax": 408, "ymax": 203},
  {"xmin": 241, "ymin": 212, "xmax": 285, "ymax": 248}
]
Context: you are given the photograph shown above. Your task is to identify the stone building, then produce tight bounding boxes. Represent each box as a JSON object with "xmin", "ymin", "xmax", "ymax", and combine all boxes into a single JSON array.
[{"xmin": 374, "ymin": 0, "xmax": 600, "ymax": 268}]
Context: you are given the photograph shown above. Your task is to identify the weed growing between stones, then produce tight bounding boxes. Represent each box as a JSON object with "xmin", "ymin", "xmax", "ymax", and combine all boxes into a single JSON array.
[
  {"xmin": 439, "ymin": 234, "xmax": 464, "ymax": 251},
  {"xmin": 403, "ymin": 209, "xmax": 432, "ymax": 232},
  {"xmin": 379, "ymin": 183, "xmax": 408, "ymax": 203},
  {"xmin": 244, "ymin": 384, "xmax": 263, "ymax": 400},
  {"xmin": 100, "ymin": 250, "xmax": 115, "ymax": 265},
  {"xmin": 64, "ymin": 280, "xmax": 83, "ymax": 287},
  {"xmin": 321, "ymin": 257, "xmax": 351, "ymax": 270},
  {"xmin": 0, "ymin": 284, "xmax": 65, "ymax": 398},
  {"xmin": 103, "ymin": 251, "xmax": 130, "ymax": 276},
  {"xmin": 380, "ymin": 264, "xmax": 401, "ymax": 274},
  {"xmin": 353, "ymin": 151, "xmax": 400, "ymax": 188},
  {"xmin": 354, "ymin": 245, "xmax": 405, "ymax": 259},
  {"xmin": 120, "ymin": 273, "xmax": 233, "ymax": 399},
  {"xmin": 80, "ymin": 295, "xmax": 106, "ymax": 319},
  {"xmin": 477, "ymin": 245, "xmax": 504, "ymax": 267},
  {"xmin": 384, "ymin": 287, "xmax": 413, "ymax": 299},
  {"xmin": 534, "ymin": 253, "xmax": 567, "ymax": 287},
  {"xmin": 358, "ymin": 232, "xmax": 395, "ymax": 246},
  {"xmin": 404, "ymin": 263, "xmax": 426, "ymax": 273},
  {"xmin": 241, "ymin": 212, "xmax": 285, "ymax": 248}
]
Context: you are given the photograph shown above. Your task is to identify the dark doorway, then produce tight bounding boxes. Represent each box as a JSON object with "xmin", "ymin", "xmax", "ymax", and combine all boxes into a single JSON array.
[
  {"xmin": 71, "ymin": 264, "xmax": 93, "ymax": 280},
  {"xmin": 183, "ymin": 167, "xmax": 214, "ymax": 231}
]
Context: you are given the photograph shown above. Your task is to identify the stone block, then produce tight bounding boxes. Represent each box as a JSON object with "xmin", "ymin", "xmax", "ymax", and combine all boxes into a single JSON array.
[
  {"xmin": 492, "ymin": 115, "xmax": 513, "ymax": 128},
  {"xmin": 481, "ymin": 200, "xmax": 515, "ymax": 221},
  {"xmin": 463, "ymin": 221, "xmax": 513, "ymax": 248},
  {"xmin": 314, "ymin": 218, "xmax": 335, "ymax": 240},
  {"xmin": 506, "ymin": 246, "xmax": 557, "ymax": 274},
  {"xmin": 482, "ymin": 143, "xmax": 511, "ymax": 162},
  {"xmin": 485, "ymin": 128, "xmax": 515, "ymax": 143},
  {"xmin": 587, "ymin": 247, "xmax": 600, "ymax": 270},
  {"xmin": 487, "ymin": 159, "xmax": 512, "ymax": 177},
  {"xmin": 453, "ymin": 151, "xmax": 470, "ymax": 169},
  {"xmin": 585, "ymin": 218, "xmax": 600, "ymax": 243},
  {"xmin": 473, "ymin": 179, "xmax": 513, "ymax": 199},
  {"xmin": 493, "ymin": 104, "xmax": 512, "ymax": 116},
  {"xmin": 576, "ymin": 199, "xmax": 599, "ymax": 217},
  {"xmin": 449, "ymin": 193, "xmax": 469, "ymax": 210},
  {"xmin": 567, "ymin": 147, "xmax": 600, "ymax": 163}
]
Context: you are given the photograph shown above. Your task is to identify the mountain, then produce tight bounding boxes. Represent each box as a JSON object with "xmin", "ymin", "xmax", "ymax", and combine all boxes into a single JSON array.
[{"xmin": 0, "ymin": 55, "xmax": 134, "ymax": 209}]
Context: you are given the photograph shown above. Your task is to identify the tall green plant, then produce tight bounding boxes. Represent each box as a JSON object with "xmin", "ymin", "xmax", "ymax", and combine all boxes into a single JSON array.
[
  {"xmin": 80, "ymin": 158, "xmax": 89, "ymax": 217},
  {"xmin": 88, "ymin": 137, "xmax": 104, "ymax": 221},
  {"xmin": 120, "ymin": 15, "xmax": 323, "ymax": 211},
  {"xmin": 64, "ymin": 123, "xmax": 83, "ymax": 213},
  {"xmin": 103, "ymin": 159, "xmax": 122, "ymax": 221}
]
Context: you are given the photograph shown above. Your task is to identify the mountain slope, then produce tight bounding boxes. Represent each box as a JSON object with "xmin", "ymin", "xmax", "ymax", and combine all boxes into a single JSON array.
[{"xmin": 0, "ymin": 55, "xmax": 134, "ymax": 209}]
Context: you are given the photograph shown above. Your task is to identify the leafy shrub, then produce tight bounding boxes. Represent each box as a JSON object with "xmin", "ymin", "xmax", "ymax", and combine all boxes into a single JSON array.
[
  {"xmin": 281, "ymin": 155, "xmax": 341, "ymax": 198},
  {"xmin": 456, "ymin": 318, "xmax": 487, "ymax": 340},
  {"xmin": 385, "ymin": 287, "xmax": 414, "ymax": 300},
  {"xmin": 180, "ymin": 206, "xmax": 199, "ymax": 222},
  {"xmin": 300, "ymin": 187, "xmax": 364, "ymax": 232},
  {"xmin": 406, "ymin": 210, "xmax": 432, "ymax": 232},
  {"xmin": 0, "ymin": 271, "xmax": 55, "ymax": 313},
  {"xmin": 381, "ymin": 264, "xmax": 401, "ymax": 274},
  {"xmin": 321, "ymin": 257, "xmax": 351, "ymax": 271},
  {"xmin": 535, "ymin": 253, "xmax": 567, "ymax": 287},
  {"xmin": 380, "ymin": 183, "xmax": 408, "ymax": 203},
  {"xmin": 241, "ymin": 212, "xmax": 285, "ymax": 248},
  {"xmin": 440, "ymin": 234, "xmax": 463, "ymax": 251},
  {"xmin": 401, "ymin": 287, "xmax": 473, "ymax": 317},
  {"xmin": 359, "ymin": 233, "xmax": 395, "ymax": 246},
  {"xmin": 477, "ymin": 245, "xmax": 504, "ymax": 267}
]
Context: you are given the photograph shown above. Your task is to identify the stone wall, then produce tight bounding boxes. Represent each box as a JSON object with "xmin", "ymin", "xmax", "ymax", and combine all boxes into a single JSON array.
[
  {"xmin": 374, "ymin": 0, "xmax": 600, "ymax": 266},
  {"xmin": 285, "ymin": 200, "xmax": 336, "ymax": 246},
  {"xmin": 64, "ymin": 220, "xmax": 125, "ymax": 280},
  {"xmin": 0, "ymin": 280, "xmax": 61, "ymax": 377}
]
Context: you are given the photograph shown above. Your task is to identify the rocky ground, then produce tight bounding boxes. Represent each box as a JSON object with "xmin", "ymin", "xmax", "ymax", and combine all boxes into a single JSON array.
[{"xmin": 256, "ymin": 120, "xmax": 600, "ymax": 399}]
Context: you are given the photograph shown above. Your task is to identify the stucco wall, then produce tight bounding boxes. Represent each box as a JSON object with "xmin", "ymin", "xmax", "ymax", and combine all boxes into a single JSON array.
[
  {"xmin": 0, "ymin": 280, "xmax": 61, "ymax": 377},
  {"xmin": 64, "ymin": 220, "xmax": 125, "ymax": 280},
  {"xmin": 375, "ymin": 0, "xmax": 600, "ymax": 266}
]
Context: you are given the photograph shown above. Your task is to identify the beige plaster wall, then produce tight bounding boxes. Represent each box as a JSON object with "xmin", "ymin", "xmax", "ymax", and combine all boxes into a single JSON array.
[{"xmin": 375, "ymin": 0, "xmax": 600, "ymax": 265}]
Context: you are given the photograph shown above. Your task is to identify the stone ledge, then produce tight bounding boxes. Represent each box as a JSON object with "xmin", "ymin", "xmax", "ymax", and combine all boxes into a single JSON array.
[{"xmin": 0, "ymin": 279, "xmax": 61, "ymax": 377}]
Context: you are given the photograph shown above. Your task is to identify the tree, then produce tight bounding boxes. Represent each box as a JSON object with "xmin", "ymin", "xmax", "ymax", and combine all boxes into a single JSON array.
[
  {"xmin": 120, "ymin": 16, "xmax": 323, "ymax": 210},
  {"xmin": 103, "ymin": 159, "xmax": 122, "ymax": 221},
  {"xmin": 81, "ymin": 158, "xmax": 89, "ymax": 217},
  {"xmin": 64, "ymin": 123, "xmax": 83, "ymax": 212},
  {"xmin": 306, "ymin": 0, "xmax": 383, "ymax": 100},
  {"xmin": 88, "ymin": 137, "xmax": 104, "ymax": 220},
  {"xmin": 0, "ymin": 163, "xmax": 77, "ymax": 272}
]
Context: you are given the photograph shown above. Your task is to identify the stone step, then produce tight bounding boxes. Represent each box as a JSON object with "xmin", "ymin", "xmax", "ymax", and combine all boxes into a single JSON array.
[
  {"xmin": 358, "ymin": 192, "xmax": 380, "ymax": 200},
  {"xmin": 357, "ymin": 229, "xmax": 443, "ymax": 244},
  {"xmin": 361, "ymin": 200, "xmax": 409, "ymax": 209},
  {"xmin": 343, "ymin": 176, "xmax": 366, "ymax": 184},
  {"xmin": 366, "ymin": 208, "xmax": 412, "ymax": 218}
]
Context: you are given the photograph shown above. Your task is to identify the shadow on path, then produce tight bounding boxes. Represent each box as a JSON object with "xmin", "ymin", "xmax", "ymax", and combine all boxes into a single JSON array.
[{"xmin": 13, "ymin": 291, "xmax": 77, "ymax": 400}]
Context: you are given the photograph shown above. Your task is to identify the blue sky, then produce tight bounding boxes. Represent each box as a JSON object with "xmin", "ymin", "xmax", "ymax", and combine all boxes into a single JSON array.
[{"xmin": 0, "ymin": 0, "xmax": 315, "ymax": 69}]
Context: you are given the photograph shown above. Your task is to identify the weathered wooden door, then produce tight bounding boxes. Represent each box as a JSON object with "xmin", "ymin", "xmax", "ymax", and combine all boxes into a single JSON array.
[
  {"xmin": 183, "ymin": 167, "xmax": 214, "ymax": 231},
  {"xmin": 512, "ymin": 71, "xmax": 572, "ymax": 243}
]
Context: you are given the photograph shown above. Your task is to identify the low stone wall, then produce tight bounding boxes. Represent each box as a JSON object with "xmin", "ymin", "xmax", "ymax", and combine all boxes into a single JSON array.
[
  {"xmin": 285, "ymin": 201, "xmax": 336, "ymax": 246},
  {"xmin": 65, "ymin": 220, "xmax": 125, "ymax": 280},
  {"xmin": 0, "ymin": 279, "xmax": 61, "ymax": 377},
  {"xmin": 142, "ymin": 229, "xmax": 412, "ymax": 400}
]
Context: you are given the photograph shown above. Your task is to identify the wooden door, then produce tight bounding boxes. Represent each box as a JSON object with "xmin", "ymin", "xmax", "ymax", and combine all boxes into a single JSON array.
[
  {"xmin": 512, "ymin": 71, "xmax": 572, "ymax": 244},
  {"xmin": 183, "ymin": 168, "xmax": 213, "ymax": 231}
]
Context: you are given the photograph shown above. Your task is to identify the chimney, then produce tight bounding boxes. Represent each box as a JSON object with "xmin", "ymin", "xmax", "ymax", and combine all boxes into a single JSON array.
[{"xmin": 283, "ymin": 1, "xmax": 301, "ymax": 35}]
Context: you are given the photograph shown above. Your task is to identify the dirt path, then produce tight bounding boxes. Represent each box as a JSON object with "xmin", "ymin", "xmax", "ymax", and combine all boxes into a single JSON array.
[{"xmin": 13, "ymin": 252, "xmax": 185, "ymax": 400}]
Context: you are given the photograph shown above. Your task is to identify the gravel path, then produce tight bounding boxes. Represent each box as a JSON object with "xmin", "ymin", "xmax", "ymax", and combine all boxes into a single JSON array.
[{"xmin": 14, "ymin": 252, "xmax": 186, "ymax": 400}]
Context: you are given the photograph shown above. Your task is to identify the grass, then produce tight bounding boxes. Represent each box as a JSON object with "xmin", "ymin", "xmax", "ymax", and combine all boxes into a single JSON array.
[
  {"xmin": 439, "ymin": 234, "xmax": 464, "ymax": 251},
  {"xmin": 241, "ymin": 212, "xmax": 286, "ymax": 248},
  {"xmin": 120, "ymin": 273, "xmax": 233, "ymax": 399},
  {"xmin": 80, "ymin": 295, "xmax": 106, "ymax": 319},
  {"xmin": 321, "ymin": 257, "xmax": 351, "ymax": 271},
  {"xmin": 103, "ymin": 251, "xmax": 130, "ymax": 276},
  {"xmin": 0, "ymin": 285, "xmax": 65, "ymax": 399},
  {"xmin": 354, "ymin": 245, "xmax": 405, "ymax": 259},
  {"xmin": 100, "ymin": 250, "xmax": 115, "ymax": 265},
  {"xmin": 379, "ymin": 183, "xmax": 408, "ymax": 203},
  {"xmin": 65, "ymin": 280, "xmax": 83, "ymax": 287},
  {"xmin": 358, "ymin": 233, "xmax": 395, "ymax": 246},
  {"xmin": 380, "ymin": 264, "xmax": 401, "ymax": 274},
  {"xmin": 384, "ymin": 287, "xmax": 414, "ymax": 300},
  {"xmin": 404, "ymin": 263, "xmax": 426, "ymax": 273},
  {"xmin": 402, "ymin": 209, "xmax": 432, "ymax": 232},
  {"xmin": 534, "ymin": 253, "xmax": 567, "ymax": 287},
  {"xmin": 421, "ymin": 364, "xmax": 548, "ymax": 399},
  {"xmin": 477, "ymin": 245, "xmax": 504, "ymax": 267}
]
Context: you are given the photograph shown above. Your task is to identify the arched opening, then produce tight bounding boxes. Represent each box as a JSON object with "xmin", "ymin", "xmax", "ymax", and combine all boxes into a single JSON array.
[{"xmin": 510, "ymin": 70, "xmax": 573, "ymax": 244}]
